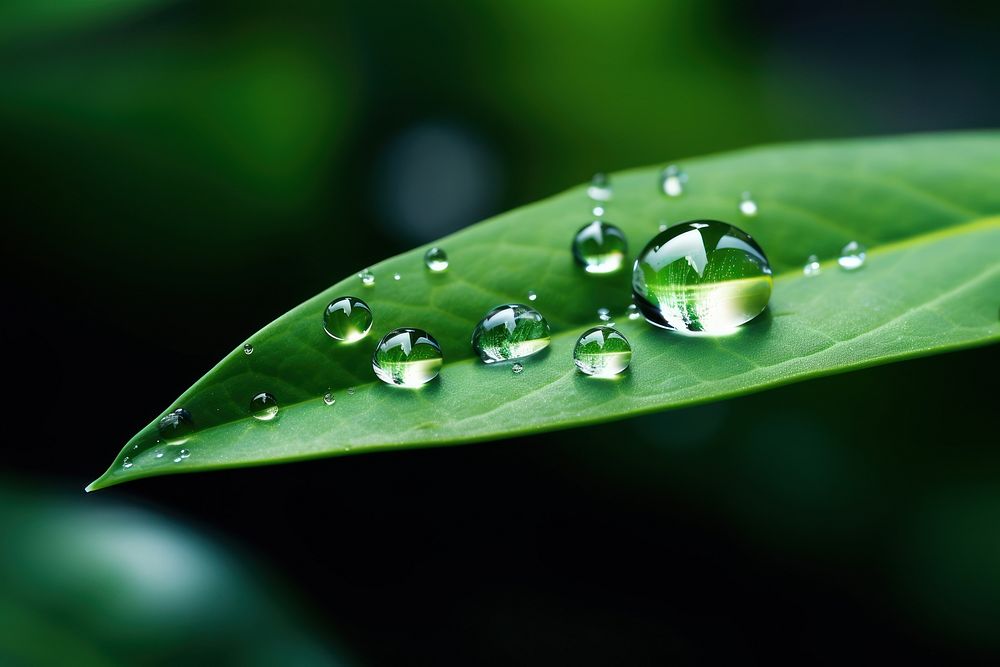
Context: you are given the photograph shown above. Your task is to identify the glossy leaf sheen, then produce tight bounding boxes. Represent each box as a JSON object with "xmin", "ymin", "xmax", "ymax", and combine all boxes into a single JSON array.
[{"xmin": 89, "ymin": 132, "xmax": 1000, "ymax": 490}]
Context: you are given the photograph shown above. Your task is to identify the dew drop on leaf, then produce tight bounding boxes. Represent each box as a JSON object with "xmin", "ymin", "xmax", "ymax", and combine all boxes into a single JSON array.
[
  {"xmin": 472, "ymin": 304, "xmax": 551, "ymax": 364},
  {"xmin": 574, "ymin": 326, "xmax": 632, "ymax": 377},
  {"xmin": 250, "ymin": 392, "xmax": 279, "ymax": 421},
  {"xmin": 572, "ymin": 221, "xmax": 628, "ymax": 274},
  {"xmin": 838, "ymin": 241, "xmax": 867, "ymax": 270},
  {"xmin": 372, "ymin": 328, "xmax": 443, "ymax": 388},
  {"xmin": 803, "ymin": 254, "xmax": 821, "ymax": 276},
  {"xmin": 738, "ymin": 192, "xmax": 758, "ymax": 217},
  {"xmin": 587, "ymin": 172, "xmax": 612, "ymax": 202},
  {"xmin": 323, "ymin": 297, "xmax": 373, "ymax": 342},
  {"xmin": 424, "ymin": 247, "xmax": 449, "ymax": 272},
  {"xmin": 659, "ymin": 165, "xmax": 687, "ymax": 197}
]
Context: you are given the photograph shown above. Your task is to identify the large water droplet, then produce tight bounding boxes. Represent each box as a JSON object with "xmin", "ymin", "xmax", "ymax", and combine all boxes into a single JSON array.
[
  {"xmin": 323, "ymin": 392, "xmax": 336, "ymax": 406},
  {"xmin": 632, "ymin": 220, "xmax": 772, "ymax": 333},
  {"xmin": 359, "ymin": 270, "xmax": 375, "ymax": 286},
  {"xmin": 838, "ymin": 241, "xmax": 866, "ymax": 270},
  {"xmin": 372, "ymin": 328, "xmax": 443, "ymax": 387},
  {"xmin": 243, "ymin": 343, "xmax": 254, "ymax": 355},
  {"xmin": 472, "ymin": 304, "xmax": 551, "ymax": 363},
  {"xmin": 660, "ymin": 165, "xmax": 687, "ymax": 197},
  {"xmin": 574, "ymin": 326, "xmax": 632, "ymax": 377},
  {"xmin": 424, "ymin": 247, "xmax": 449, "ymax": 272},
  {"xmin": 157, "ymin": 408, "xmax": 193, "ymax": 444},
  {"xmin": 587, "ymin": 172, "xmax": 612, "ymax": 201},
  {"xmin": 250, "ymin": 392, "xmax": 279, "ymax": 421},
  {"xmin": 803, "ymin": 254, "xmax": 821, "ymax": 276},
  {"xmin": 738, "ymin": 192, "xmax": 758, "ymax": 217},
  {"xmin": 323, "ymin": 296, "xmax": 373, "ymax": 342},
  {"xmin": 572, "ymin": 220, "xmax": 628, "ymax": 274}
]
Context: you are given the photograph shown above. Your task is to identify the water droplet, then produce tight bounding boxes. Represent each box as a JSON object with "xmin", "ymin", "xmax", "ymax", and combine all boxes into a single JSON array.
[
  {"xmin": 572, "ymin": 220, "xmax": 628, "ymax": 274},
  {"xmin": 122, "ymin": 456, "xmax": 133, "ymax": 469},
  {"xmin": 372, "ymin": 328, "xmax": 443, "ymax": 387},
  {"xmin": 393, "ymin": 273, "xmax": 402, "ymax": 281},
  {"xmin": 659, "ymin": 165, "xmax": 687, "ymax": 197},
  {"xmin": 323, "ymin": 392, "xmax": 336, "ymax": 406},
  {"xmin": 250, "ymin": 392, "xmax": 279, "ymax": 421},
  {"xmin": 738, "ymin": 192, "xmax": 758, "ymax": 217},
  {"xmin": 627, "ymin": 304, "xmax": 641, "ymax": 320},
  {"xmin": 173, "ymin": 456, "xmax": 182, "ymax": 463},
  {"xmin": 157, "ymin": 408, "xmax": 193, "ymax": 444},
  {"xmin": 527, "ymin": 290, "xmax": 537, "ymax": 301},
  {"xmin": 511, "ymin": 362, "xmax": 524, "ymax": 374},
  {"xmin": 587, "ymin": 172, "xmax": 612, "ymax": 201},
  {"xmin": 803, "ymin": 254, "xmax": 821, "ymax": 276},
  {"xmin": 838, "ymin": 241, "xmax": 866, "ymax": 270},
  {"xmin": 179, "ymin": 448, "xmax": 190, "ymax": 459},
  {"xmin": 155, "ymin": 451, "xmax": 164, "ymax": 459},
  {"xmin": 243, "ymin": 343, "xmax": 253, "ymax": 355},
  {"xmin": 592, "ymin": 204, "xmax": 605, "ymax": 218},
  {"xmin": 347, "ymin": 387, "xmax": 356, "ymax": 396},
  {"xmin": 574, "ymin": 326, "xmax": 632, "ymax": 377},
  {"xmin": 424, "ymin": 247, "xmax": 449, "ymax": 272},
  {"xmin": 658, "ymin": 223, "xmax": 668, "ymax": 232},
  {"xmin": 472, "ymin": 304, "xmax": 551, "ymax": 363},
  {"xmin": 323, "ymin": 296, "xmax": 373, "ymax": 342},
  {"xmin": 597, "ymin": 307, "xmax": 611, "ymax": 322},
  {"xmin": 632, "ymin": 219, "xmax": 772, "ymax": 333},
  {"xmin": 359, "ymin": 269, "xmax": 375, "ymax": 286}
]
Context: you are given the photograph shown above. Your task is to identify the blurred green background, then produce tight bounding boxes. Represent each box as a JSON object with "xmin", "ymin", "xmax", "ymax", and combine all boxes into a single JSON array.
[{"xmin": 2, "ymin": 0, "xmax": 999, "ymax": 664}]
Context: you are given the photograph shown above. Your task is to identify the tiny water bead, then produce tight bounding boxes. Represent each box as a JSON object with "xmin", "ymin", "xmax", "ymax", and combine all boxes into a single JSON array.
[
  {"xmin": 155, "ymin": 451, "xmax": 164, "ymax": 459},
  {"xmin": 587, "ymin": 172, "xmax": 612, "ymax": 201},
  {"xmin": 424, "ymin": 247, "xmax": 449, "ymax": 272},
  {"xmin": 804, "ymin": 254, "xmax": 821, "ymax": 277},
  {"xmin": 738, "ymin": 192, "xmax": 758, "ymax": 217},
  {"xmin": 157, "ymin": 408, "xmax": 193, "ymax": 443},
  {"xmin": 347, "ymin": 387, "xmax": 356, "ymax": 395},
  {"xmin": 572, "ymin": 220, "xmax": 628, "ymax": 274},
  {"xmin": 512, "ymin": 362, "xmax": 524, "ymax": 375},
  {"xmin": 660, "ymin": 165, "xmax": 687, "ymax": 197},
  {"xmin": 592, "ymin": 204, "xmax": 605, "ymax": 218},
  {"xmin": 179, "ymin": 448, "xmax": 190, "ymax": 459},
  {"xmin": 243, "ymin": 343, "xmax": 253, "ymax": 355},
  {"xmin": 122, "ymin": 456, "xmax": 133, "ymax": 469},
  {"xmin": 838, "ymin": 241, "xmax": 867, "ymax": 270},
  {"xmin": 359, "ymin": 269, "xmax": 375, "ymax": 286},
  {"xmin": 323, "ymin": 392, "xmax": 336, "ymax": 406},
  {"xmin": 627, "ymin": 304, "xmax": 641, "ymax": 320},
  {"xmin": 323, "ymin": 296, "xmax": 373, "ymax": 342},
  {"xmin": 574, "ymin": 326, "xmax": 632, "ymax": 377},
  {"xmin": 472, "ymin": 304, "xmax": 551, "ymax": 363},
  {"xmin": 527, "ymin": 290, "xmax": 537, "ymax": 301},
  {"xmin": 597, "ymin": 307, "xmax": 611, "ymax": 322},
  {"xmin": 393, "ymin": 273, "xmax": 401, "ymax": 281},
  {"xmin": 250, "ymin": 392, "xmax": 279, "ymax": 421},
  {"xmin": 632, "ymin": 220, "xmax": 772, "ymax": 333},
  {"xmin": 372, "ymin": 328, "xmax": 443, "ymax": 387}
]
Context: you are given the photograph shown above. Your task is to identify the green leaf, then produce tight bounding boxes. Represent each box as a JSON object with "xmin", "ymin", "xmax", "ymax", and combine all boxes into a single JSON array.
[{"xmin": 88, "ymin": 131, "xmax": 1000, "ymax": 491}]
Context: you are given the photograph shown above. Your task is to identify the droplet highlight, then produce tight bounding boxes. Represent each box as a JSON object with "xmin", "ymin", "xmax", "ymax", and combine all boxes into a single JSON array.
[
  {"xmin": 572, "ymin": 220, "xmax": 628, "ymax": 274},
  {"xmin": 574, "ymin": 326, "xmax": 632, "ymax": 377},
  {"xmin": 393, "ymin": 273, "xmax": 401, "ymax": 281},
  {"xmin": 738, "ymin": 192, "xmax": 758, "ymax": 217},
  {"xmin": 632, "ymin": 220, "xmax": 772, "ymax": 333},
  {"xmin": 250, "ymin": 392, "xmax": 279, "ymax": 421},
  {"xmin": 472, "ymin": 304, "xmax": 551, "ymax": 363},
  {"xmin": 372, "ymin": 328, "xmax": 443, "ymax": 388},
  {"xmin": 323, "ymin": 296, "xmax": 373, "ymax": 342},
  {"xmin": 838, "ymin": 241, "xmax": 867, "ymax": 270},
  {"xmin": 527, "ymin": 290, "xmax": 537, "ymax": 301},
  {"xmin": 803, "ymin": 254, "xmax": 821, "ymax": 277},
  {"xmin": 660, "ymin": 165, "xmax": 687, "ymax": 197},
  {"xmin": 424, "ymin": 247, "xmax": 449, "ymax": 272},
  {"xmin": 627, "ymin": 304, "xmax": 641, "ymax": 320},
  {"xmin": 587, "ymin": 172, "xmax": 612, "ymax": 201}
]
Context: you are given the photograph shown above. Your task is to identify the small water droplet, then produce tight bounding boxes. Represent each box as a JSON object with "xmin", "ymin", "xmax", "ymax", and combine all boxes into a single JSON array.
[
  {"xmin": 372, "ymin": 328, "xmax": 443, "ymax": 387},
  {"xmin": 179, "ymin": 448, "xmax": 190, "ymax": 459},
  {"xmin": 738, "ymin": 192, "xmax": 758, "ymax": 217},
  {"xmin": 587, "ymin": 172, "xmax": 612, "ymax": 201},
  {"xmin": 243, "ymin": 343, "xmax": 254, "ymax": 355},
  {"xmin": 155, "ymin": 451, "xmax": 164, "ymax": 459},
  {"xmin": 424, "ymin": 247, "xmax": 449, "ymax": 272},
  {"xmin": 472, "ymin": 304, "xmax": 552, "ymax": 363},
  {"xmin": 347, "ymin": 387, "xmax": 355, "ymax": 395},
  {"xmin": 173, "ymin": 456, "xmax": 182, "ymax": 463},
  {"xmin": 660, "ymin": 165, "xmax": 687, "ymax": 197},
  {"xmin": 574, "ymin": 326, "xmax": 632, "ymax": 377},
  {"xmin": 157, "ymin": 408, "xmax": 194, "ymax": 444},
  {"xmin": 323, "ymin": 296, "xmax": 373, "ymax": 342},
  {"xmin": 658, "ymin": 223, "xmax": 668, "ymax": 232},
  {"xmin": 527, "ymin": 290, "xmax": 537, "ymax": 301},
  {"xmin": 122, "ymin": 456, "xmax": 133, "ymax": 469},
  {"xmin": 838, "ymin": 241, "xmax": 866, "ymax": 270},
  {"xmin": 592, "ymin": 204, "xmax": 605, "ymax": 218},
  {"xmin": 511, "ymin": 362, "xmax": 524, "ymax": 374},
  {"xmin": 250, "ymin": 392, "xmax": 279, "ymax": 421},
  {"xmin": 803, "ymin": 254, "xmax": 821, "ymax": 276},
  {"xmin": 633, "ymin": 219, "xmax": 772, "ymax": 333},
  {"xmin": 597, "ymin": 307, "xmax": 611, "ymax": 322},
  {"xmin": 572, "ymin": 220, "xmax": 628, "ymax": 274},
  {"xmin": 627, "ymin": 304, "xmax": 641, "ymax": 320},
  {"xmin": 323, "ymin": 392, "xmax": 336, "ymax": 406},
  {"xmin": 393, "ymin": 273, "xmax": 401, "ymax": 281},
  {"xmin": 359, "ymin": 269, "xmax": 375, "ymax": 286}
]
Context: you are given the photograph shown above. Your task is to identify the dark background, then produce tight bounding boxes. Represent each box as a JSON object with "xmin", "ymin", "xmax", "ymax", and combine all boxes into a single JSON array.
[{"xmin": 2, "ymin": 1, "xmax": 999, "ymax": 664}]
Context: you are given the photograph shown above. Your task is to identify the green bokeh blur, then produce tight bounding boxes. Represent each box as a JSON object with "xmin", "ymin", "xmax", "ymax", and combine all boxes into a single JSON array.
[{"xmin": 2, "ymin": 0, "xmax": 998, "ymax": 663}]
